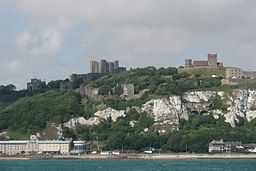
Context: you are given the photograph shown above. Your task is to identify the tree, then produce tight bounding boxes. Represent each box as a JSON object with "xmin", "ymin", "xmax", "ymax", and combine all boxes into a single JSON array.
[
  {"xmin": 172, "ymin": 74, "xmax": 181, "ymax": 80},
  {"xmin": 201, "ymin": 77, "xmax": 221, "ymax": 88},
  {"xmin": 47, "ymin": 80, "xmax": 62, "ymax": 89},
  {"xmin": 114, "ymin": 84, "xmax": 124, "ymax": 95},
  {"xmin": 166, "ymin": 67, "xmax": 178, "ymax": 75},
  {"xmin": 211, "ymin": 96, "xmax": 228, "ymax": 112},
  {"xmin": 98, "ymin": 85, "xmax": 111, "ymax": 95},
  {"xmin": 0, "ymin": 84, "xmax": 16, "ymax": 94},
  {"xmin": 0, "ymin": 91, "xmax": 83, "ymax": 136}
]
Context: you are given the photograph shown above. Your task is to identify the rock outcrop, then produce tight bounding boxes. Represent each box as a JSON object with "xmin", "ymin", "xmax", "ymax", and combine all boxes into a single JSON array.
[
  {"xmin": 219, "ymin": 89, "xmax": 256, "ymax": 127},
  {"xmin": 64, "ymin": 117, "xmax": 101, "ymax": 128},
  {"xmin": 183, "ymin": 91, "xmax": 216, "ymax": 103},
  {"xmin": 141, "ymin": 96, "xmax": 189, "ymax": 126},
  {"xmin": 64, "ymin": 108, "xmax": 125, "ymax": 129},
  {"xmin": 184, "ymin": 90, "xmax": 256, "ymax": 127},
  {"xmin": 64, "ymin": 89, "xmax": 256, "ymax": 129},
  {"xmin": 94, "ymin": 107, "xmax": 125, "ymax": 122}
]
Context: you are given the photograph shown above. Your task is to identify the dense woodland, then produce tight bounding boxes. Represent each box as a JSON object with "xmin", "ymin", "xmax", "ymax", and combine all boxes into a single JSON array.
[{"xmin": 1, "ymin": 67, "xmax": 256, "ymax": 152}]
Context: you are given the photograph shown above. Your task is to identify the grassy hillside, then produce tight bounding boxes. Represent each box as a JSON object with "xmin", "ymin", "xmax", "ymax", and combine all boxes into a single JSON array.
[
  {"xmin": 1, "ymin": 67, "xmax": 256, "ymax": 152},
  {"xmin": 179, "ymin": 67, "xmax": 226, "ymax": 78},
  {"xmin": 0, "ymin": 91, "xmax": 83, "ymax": 138},
  {"xmin": 90, "ymin": 66, "xmax": 176, "ymax": 94},
  {"xmin": 90, "ymin": 66, "xmax": 222, "ymax": 98}
]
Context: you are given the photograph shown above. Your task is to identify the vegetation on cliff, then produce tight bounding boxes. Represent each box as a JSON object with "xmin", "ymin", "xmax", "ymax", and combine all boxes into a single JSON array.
[
  {"xmin": 90, "ymin": 66, "xmax": 222, "ymax": 97},
  {"xmin": 0, "ymin": 91, "xmax": 83, "ymax": 136},
  {"xmin": 164, "ymin": 115, "xmax": 256, "ymax": 152},
  {"xmin": 1, "ymin": 67, "xmax": 256, "ymax": 152}
]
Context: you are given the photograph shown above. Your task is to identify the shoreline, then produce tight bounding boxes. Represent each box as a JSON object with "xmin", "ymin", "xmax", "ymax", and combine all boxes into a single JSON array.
[
  {"xmin": 1, "ymin": 153, "xmax": 256, "ymax": 160},
  {"xmin": 141, "ymin": 153, "xmax": 256, "ymax": 160}
]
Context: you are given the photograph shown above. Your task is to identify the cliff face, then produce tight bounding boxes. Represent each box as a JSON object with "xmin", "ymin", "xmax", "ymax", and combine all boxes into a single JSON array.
[
  {"xmin": 64, "ymin": 108, "xmax": 125, "ymax": 128},
  {"xmin": 64, "ymin": 89, "xmax": 256, "ymax": 129},
  {"xmin": 218, "ymin": 89, "xmax": 256, "ymax": 127},
  {"xmin": 183, "ymin": 90, "xmax": 256, "ymax": 127},
  {"xmin": 141, "ymin": 96, "xmax": 189, "ymax": 126}
]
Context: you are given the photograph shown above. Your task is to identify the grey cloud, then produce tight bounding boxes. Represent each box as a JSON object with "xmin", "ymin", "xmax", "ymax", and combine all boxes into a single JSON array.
[{"xmin": 1, "ymin": 0, "xmax": 256, "ymax": 89}]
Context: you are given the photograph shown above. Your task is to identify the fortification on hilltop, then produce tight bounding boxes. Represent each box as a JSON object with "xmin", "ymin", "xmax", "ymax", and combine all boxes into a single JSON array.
[{"xmin": 185, "ymin": 53, "xmax": 223, "ymax": 68}]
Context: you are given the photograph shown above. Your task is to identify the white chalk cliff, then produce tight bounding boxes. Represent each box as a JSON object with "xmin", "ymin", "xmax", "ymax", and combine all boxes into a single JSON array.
[
  {"xmin": 64, "ymin": 107, "xmax": 125, "ymax": 128},
  {"xmin": 64, "ymin": 89, "xmax": 256, "ymax": 129},
  {"xmin": 141, "ymin": 96, "xmax": 189, "ymax": 126}
]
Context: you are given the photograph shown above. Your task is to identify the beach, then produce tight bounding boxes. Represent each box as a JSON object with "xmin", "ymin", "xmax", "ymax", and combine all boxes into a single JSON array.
[
  {"xmin": 2, "ymin": 153, "xmax": 256, "ymax": 160},
  {"xmin": 140, "ymin": 153, "xmax": 256, "ymax": 160},
  {"xmin": 53, "ymin": 153, "xmax": 256, "ymax": 160}
]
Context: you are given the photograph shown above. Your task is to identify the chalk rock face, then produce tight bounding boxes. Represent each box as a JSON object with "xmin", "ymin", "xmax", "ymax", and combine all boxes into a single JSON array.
[
  {"xmin": 64, "ymin": 89, "xmax": 256, "ymax": 129},
  {"xmin": 64, "ymin": 108, "xmax": 125, "ymax": 128},
  {"xmin": 222, "ymin": 90, "xmax": 245, "ymax": 127},
  {"xmin": 181, "ymin": 89, "xmax": 256, "ymax": 127},
  {"xmin": 141, "ymin": 96, "xmax": 189, "ymax": 126},
  {"xmin": 212, "ymin": 110, "xmax": 222, "ymax": 119},
  {"xmin": 94, "ymin": 107, "xmax": 126, "ymax": 122},
  {"xmin": 246, "ymin": 90, "xmax": 256, "ymax": 122},
  {"xmin": 64, "ymin": 117, "xmax": 99, "ymax": 128},
  {"xmin": 219, "ymin": 89, "xmax": 256, "ymax": 127},
  {"xmin": 183, "ymin": 91, "xmax": 216, "ymax": 103},
  {"xmin": 0, "ymin": 131, "xmax": 9, "ymax": 139}
]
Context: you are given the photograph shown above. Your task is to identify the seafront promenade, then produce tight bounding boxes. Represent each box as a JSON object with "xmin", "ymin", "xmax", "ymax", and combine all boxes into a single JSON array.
[
  {"xmin": 141, "ymin": 153, "xmax": 256, "ymax": 160},
  {"xmin": 2, "ymin": 153, "xmax": 256, "ymax": 160}
]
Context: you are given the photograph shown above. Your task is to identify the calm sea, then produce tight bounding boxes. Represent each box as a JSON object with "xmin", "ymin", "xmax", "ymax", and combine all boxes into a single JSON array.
[{"xmin": 0, "ymin": 159, "xmax": 256, "ymax": 171}]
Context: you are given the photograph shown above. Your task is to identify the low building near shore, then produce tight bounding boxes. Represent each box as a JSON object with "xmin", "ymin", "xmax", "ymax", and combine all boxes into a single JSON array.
[
  {"xmin": 70, "ymin": 141, "xmax": 86, "ymax": 155},
  {"xmin": 243, "ymin": 144, "xmax": 256, "ymax": 153},
  {"xmin": 0, "ymin": 141, "xmax": 28, "ymax": 155},
  {"xmin": 208, "ymin": 139, "xmax": 242, "ymax": 153},
  {"xmin": 37, "ymin": 140, "xmax": 71, "ymax": 155},
  {"xmin": 0, "ymin": 135, "xmax": 71, "ymax": 155}
]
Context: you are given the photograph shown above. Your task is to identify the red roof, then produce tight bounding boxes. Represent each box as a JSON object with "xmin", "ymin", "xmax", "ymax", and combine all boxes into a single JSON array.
[{"xmin": 193, "ymin": 61, "xmax": 208, "ymax": 66}]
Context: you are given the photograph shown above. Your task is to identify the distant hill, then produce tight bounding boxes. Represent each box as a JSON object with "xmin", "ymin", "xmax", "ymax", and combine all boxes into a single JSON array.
[{"xmin": 1, "ymin": 67, "xmax": 256, "ymax": 153}]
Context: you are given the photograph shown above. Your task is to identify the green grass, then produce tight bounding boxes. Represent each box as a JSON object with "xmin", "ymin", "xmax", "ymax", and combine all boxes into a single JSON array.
[
  {"xmin": 179, "ymin": 67, "xmax": 226, "ymax": 78},
  {"xmin": 39, "ymin": 123, "xmax": 59, "ymax": 140},
  {"xmin": 8, "ymin": 130, "xmax": 30, "ymax": 140}
]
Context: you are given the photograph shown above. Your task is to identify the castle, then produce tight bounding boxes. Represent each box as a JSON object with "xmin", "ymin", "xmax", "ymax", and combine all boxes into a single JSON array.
[
  {"xmin": 90, "ymin": 59, "xmax": 126, "ymax": 74},
  {"xmin": 184, "ymin": 53, "xmax": 256, "ymax": 80},
  {"xmin": 69, "ymin": 59, "xmax": 126, "ymax": 89},
  {"xmin": 185, "ymin": 53, "xmax": 224, "ymax": 68}
]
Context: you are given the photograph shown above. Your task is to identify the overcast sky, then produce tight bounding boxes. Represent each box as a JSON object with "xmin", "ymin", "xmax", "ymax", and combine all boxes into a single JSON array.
[{"xmin": 1, "ymin": 0, "xmax": 256, "ymax": 89}]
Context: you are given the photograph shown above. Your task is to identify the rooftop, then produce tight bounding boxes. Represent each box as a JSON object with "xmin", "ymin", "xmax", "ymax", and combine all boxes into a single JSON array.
[{"xmin": 193, "ymin": 61, "xmax": 208, "ymax": 66}]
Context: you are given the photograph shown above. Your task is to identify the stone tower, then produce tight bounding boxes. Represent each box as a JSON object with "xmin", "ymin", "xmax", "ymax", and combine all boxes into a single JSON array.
[
  {"xmin": 208, "ymin": 53, "xmax": 217, "ymax": 68},
  {"xmin": 185, "ymin": 59, "xmax": 193, "ymax": 68}
]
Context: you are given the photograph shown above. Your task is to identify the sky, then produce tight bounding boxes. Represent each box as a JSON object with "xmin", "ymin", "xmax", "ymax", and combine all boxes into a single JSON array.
[{"xmin": 1, "ymin": 0, "xmax": 256, "ymax": 89}]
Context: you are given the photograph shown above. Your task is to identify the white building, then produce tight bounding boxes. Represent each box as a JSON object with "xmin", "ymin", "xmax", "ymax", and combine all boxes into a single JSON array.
[
  {"xmin": 208, "ymin": 139, "xmax": 242, "ymax": 153},
  {"xmin": 0, "ymin": 137, "xmax": 71, "ymax": 155},
  {"xmin": 226, "ymin": 67, "xmax": 244, "ymax": 79},
  {"xmin": 38, "ymin": 140, "xmax": 71, "ymax": 154},
  {"xmin": 0, "ymin": 141, "xmax": 28, "ymax": 155}
]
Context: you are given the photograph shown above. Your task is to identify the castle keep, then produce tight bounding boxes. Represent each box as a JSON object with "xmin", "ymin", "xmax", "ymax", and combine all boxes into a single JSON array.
[{"xmin": 185, "ymin": 53, "xmax": 224, "ymax": 68}]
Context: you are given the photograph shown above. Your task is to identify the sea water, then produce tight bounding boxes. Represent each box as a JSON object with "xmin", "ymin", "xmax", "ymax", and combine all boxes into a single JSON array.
[{"xmin": 0, "ymin": 159, "xmax": 256, "ymax": 171}]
